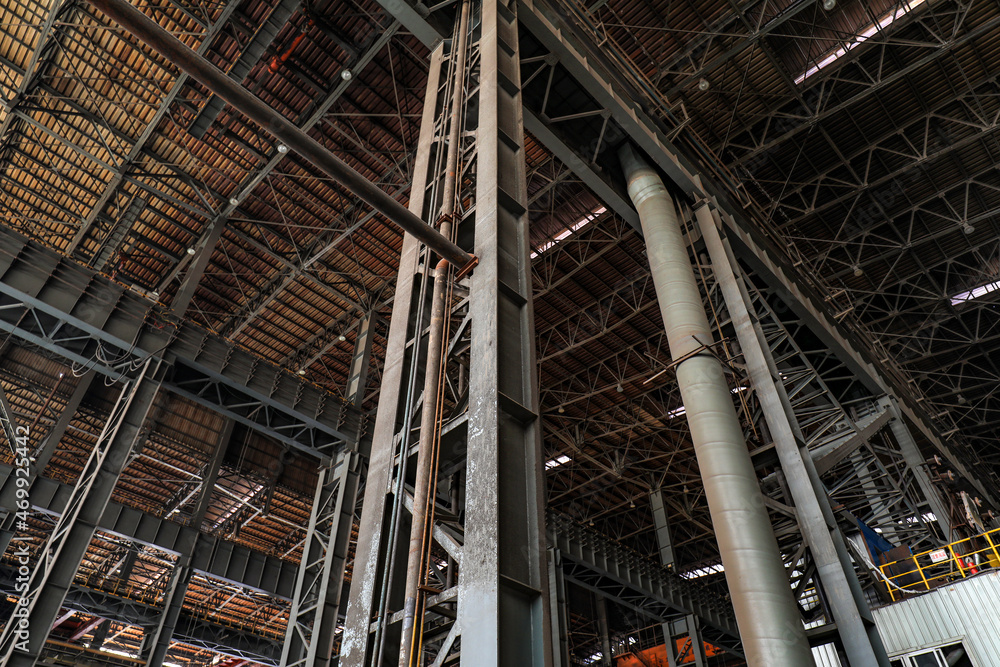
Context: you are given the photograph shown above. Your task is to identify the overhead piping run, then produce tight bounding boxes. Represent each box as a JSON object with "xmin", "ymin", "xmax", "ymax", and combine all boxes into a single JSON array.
[
  {"xmin": 619, "ymin": 145, "xmax": 815, "ymax": 667},
  {"xmin": 398, "ymin": 3, "xmax": 469, "ymax": 666},
  {"xmin": 88, "ymin": 0, "xmax": 476, "ymax": 274}
]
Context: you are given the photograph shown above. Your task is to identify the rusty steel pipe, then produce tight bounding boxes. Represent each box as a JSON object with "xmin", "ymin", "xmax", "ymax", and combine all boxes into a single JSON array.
[
  {"xmin": 397, "ymin": 4, "xmax": 470, "ymax": 663},
  {"xmin": 397, "ymin": 257, "xmax": 449, "ymax": 667},
  {"xmin": 89, "ymin": 0, "xmax": 474, "ymax": 271}
]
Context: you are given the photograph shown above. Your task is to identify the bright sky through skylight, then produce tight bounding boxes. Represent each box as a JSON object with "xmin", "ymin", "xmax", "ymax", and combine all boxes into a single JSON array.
[
  {"xmin": 950, "ymin": 279, "xmax": 1000, "ymax": 305},
  {"xmin": 545, "ymin": 454, "xmax": 572, "ymax": 470},
  {"xmin": 681, "ymin": 563, "xmax": 725, "ymax": 579},
  {"xmin": 531, "ymin": 206, "xmax": 607, "ymax": 259},
  {"xmin": 795, "ymin": 0, "xmax": 929, "ymax": 84}
]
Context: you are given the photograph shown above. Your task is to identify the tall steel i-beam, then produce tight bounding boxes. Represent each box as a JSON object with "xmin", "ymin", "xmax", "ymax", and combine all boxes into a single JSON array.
[{"xmin": 342, "ymin": 1, "xmax": 552, "ymax": 664}]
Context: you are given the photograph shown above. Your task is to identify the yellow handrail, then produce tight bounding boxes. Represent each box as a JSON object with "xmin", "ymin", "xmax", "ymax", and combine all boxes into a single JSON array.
[{"xmin": 879, "ymin": 525, "xmax": 1000, "ymax": 601}]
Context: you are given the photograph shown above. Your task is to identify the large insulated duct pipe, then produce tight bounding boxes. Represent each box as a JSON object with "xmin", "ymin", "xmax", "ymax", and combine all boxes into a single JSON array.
[
  {"xmin": 89, "ymin": 0, "xmax": 474, "ymax": 272},
  {"xmin": 619, "ymin": 145, "xmax": 814, "ymax": 666},
  {"xmin": 695, "ymin": 202, "xmax": 890, "ymax": 667}
]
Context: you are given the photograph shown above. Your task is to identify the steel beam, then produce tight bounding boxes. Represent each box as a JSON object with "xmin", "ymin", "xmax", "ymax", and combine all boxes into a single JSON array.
[
  {"xmin": 65, "ymin": 0, "xmax": 243, "ymax": 258},
  {"xmin": 813, "ymin": 411, "xmax": 893, "ymax": 476},
  {"xmin": 0, "ymin": 224, "xmax": 358, "ymax": 456},
  {"xmin": 0, "ymin": 463, "xmax": 297, "ymax": 599},
  {"xmin": 0, "ymin": 567, "xmax": 281, "ymax": 665},
  {"xmin": 547, "ymin": 512, "xmax": 738, "ymax": 640},
  {"xmin": 172, "ymin": 22, "xmax": 402, "ymax": 320},
  {"xmin": 187, "ymin": 0, "xmax": 303, "ymax": 139},
  {"xmin": 32, "ymin": 371, "xmax": 95, "ymax": 476},
  {"xmin": 87, "ymin": 0, "xmax": 473, "ymax": 272},
  {"xmin": 0, "ymin": 382, "xmax": 20, "ymax": 457}
]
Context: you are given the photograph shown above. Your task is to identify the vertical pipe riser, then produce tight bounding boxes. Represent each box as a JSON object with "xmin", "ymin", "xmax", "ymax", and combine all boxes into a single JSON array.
[
  {"xmin": 619, "ymin": 146, "xmax": 814, "ymax": 667},
  {"xmin": 398, "ymin": 259, "xmax": 449, "ymax": 667}
]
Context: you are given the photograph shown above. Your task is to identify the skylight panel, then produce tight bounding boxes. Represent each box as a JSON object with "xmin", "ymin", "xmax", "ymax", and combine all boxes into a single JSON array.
[
  {"xmin": 545, "ymin": 454, "xmax": 572, "ymax": 470},
  {"xmin": 680, "ymin": 562, "xmax": 725, "ymax": 579},
  {"xmin": 531, "ymin": 206, "xmax": 607, "ymax": 259},
  {"xmin": 795, "ymin": 0, "xmax": 929, "ymax": 84},
  {"xmin": 950, "ymin": 279, "xmax": 1000, "ymax": 305}
]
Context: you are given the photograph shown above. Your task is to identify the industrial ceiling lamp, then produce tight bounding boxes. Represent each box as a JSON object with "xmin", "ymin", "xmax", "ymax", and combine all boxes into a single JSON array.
[
  {"xmin": 822, "ymin": 0, "xmax": 836, "ymax": 10},
  {"xmin": 852, "ymin": 265, "xmax": 864, "ymax": 277},
  {"xmin": 616, "ymin": 383, "xmax": 624, "ymax": 393},
  {"xmin": 697, "ymin": 78, "xmax": 710, "ymax": 92},
  {"xmin": 963, "ymin": 223, "xmax": 975, "ymax": 234},
  {"xmin": 277, "ymin": 143, "xmax": 289, "ymax": 154},
  {"xmin": 341, "ymin": 69, "xmax": 353, "ymax": 81}
]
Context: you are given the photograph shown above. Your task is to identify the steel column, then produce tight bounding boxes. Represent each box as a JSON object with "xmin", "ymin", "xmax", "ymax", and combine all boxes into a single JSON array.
[
  {"xmin": 879, "ymin": 397, "xmax": 952, "ymax": 540},
  {"xmin": 596, "ymin": 596, "xmax": 612, "ymax": 666},
  {"xmin": 282, "ymin": 309, "xmax": 375, "ymax": 667},
  {"xmin": 695, "ymin": 201, "xmax": 889, "ymax": 666},
  {"xmin": 649, "ymin": 488, "xmax": 705, "ymax": 667},
  {"xmin": 648, "ymin": 489, "xmax": 677, "ymax": 571},
  {"xmin": 32, "ymin": 372, "xmax": 95, "ymax": 476},
  {"xmin": 459, "ymin": 0, "xmax": 552, "ymax": 662},
  {"xmin": 0, "ymin": 371, "xmax": 94, "ymax": 557},
  {"xmin": 548, "ymin": 550, "xmax": 570, "ymax": 667},
  {"xmin": 0, "ymin": 359, "xmax": 165, "ymax": 665},
  {"xmin": 341, "ymin": 42, "xmax": 446, "ymax": 667},
  {"xmin": 281, "ymin": 451, "xmax": 361, "ymax": 667},
  {"xmin": 345, "ymin": 315, "xmax": 375, "ymax": 408},
  {"xmin": 142, "ymin": 419, "xmax": 234, "ymax": 667},
  {"xmin": 619, "ymin": 145, "xmax": 813, "ymax": 666},
  {"xmin": 0, "ymin": 382, "xmax": 20, "ymax": 456}
]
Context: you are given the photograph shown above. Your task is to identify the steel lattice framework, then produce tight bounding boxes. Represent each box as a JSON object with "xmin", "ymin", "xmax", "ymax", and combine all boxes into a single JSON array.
[{"xmin": 0, "ymin": 0, "xmax": 999, "ymax": 664}]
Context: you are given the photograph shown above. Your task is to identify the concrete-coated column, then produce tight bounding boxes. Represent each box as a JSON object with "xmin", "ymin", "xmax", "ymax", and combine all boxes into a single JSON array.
[
  {"xmin": 620, "ymin": 145, "xmax": 813, "ymax": 666},
  {"xmin": 696, "ymin": 201, "xmax": 889, "ymax": 667}
]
